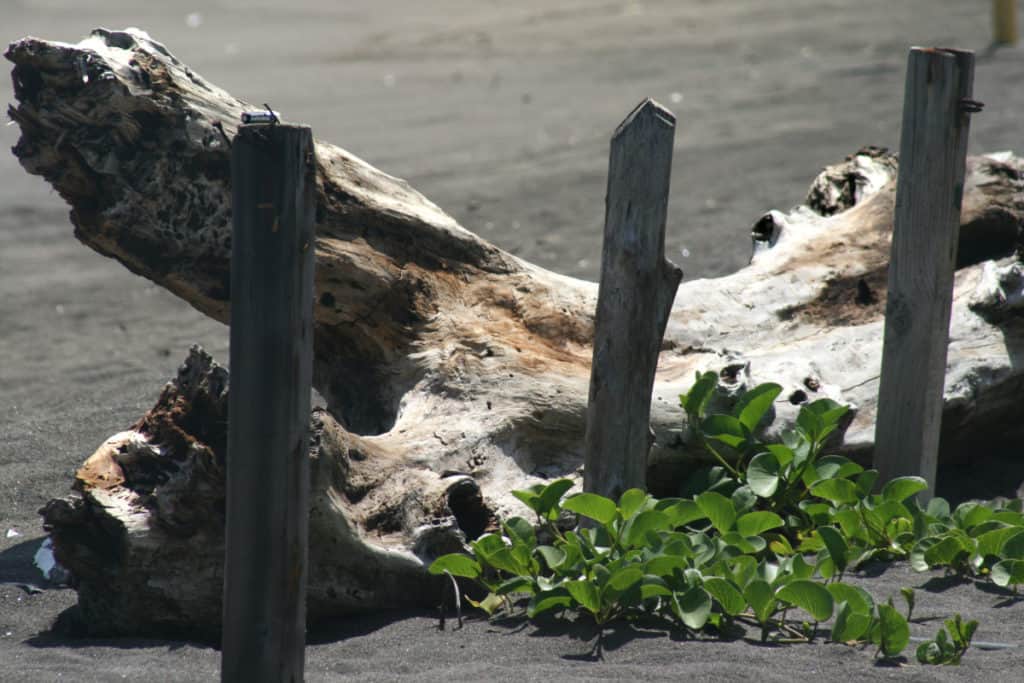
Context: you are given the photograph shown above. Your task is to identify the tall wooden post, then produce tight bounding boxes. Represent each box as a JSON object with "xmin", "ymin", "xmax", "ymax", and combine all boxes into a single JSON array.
[
  {"xmin": 583, "ymin": 99, "xmax": 683, "ymax": 500},
  {"xmin": 994, "ymin": 0, "xmax": 1019, "ymax": 45},
  {"xmin": 873, "ymin": 49, "xmax": 976, "ymax": 500},
  {"xmin": 222, "ymin": 124, "xmax": 315, "ymax": 682}
]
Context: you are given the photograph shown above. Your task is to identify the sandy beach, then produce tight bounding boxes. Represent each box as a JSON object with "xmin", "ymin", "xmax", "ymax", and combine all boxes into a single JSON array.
[{"xmin": 2, "ymin": 1, "xmax": 1023, "ymax": 679}]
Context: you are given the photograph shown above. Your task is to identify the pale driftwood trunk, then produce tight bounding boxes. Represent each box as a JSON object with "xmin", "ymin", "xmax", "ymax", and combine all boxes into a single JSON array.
[{"xmin": 6, "ymin": 29, "xmax": 1024, "ymax": 637}]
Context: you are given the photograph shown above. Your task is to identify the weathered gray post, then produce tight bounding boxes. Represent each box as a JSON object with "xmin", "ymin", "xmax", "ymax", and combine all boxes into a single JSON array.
[
  {"xmin": 583, "ymin": 99, "xmax": 683, "ymax": 500},
  {"xmin": 994, "ymin": 0, "xmax": 1019, "ymax": 45},
  {"xmin": 873, "ymin": 49, "xmax": 976, "ymax": 500},
  {"xmin": 222, "ymin": 123, "xmax": 316, "ymax": 682}
]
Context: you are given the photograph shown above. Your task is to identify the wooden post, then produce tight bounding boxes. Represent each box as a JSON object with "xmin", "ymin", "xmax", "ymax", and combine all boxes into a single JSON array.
[
  {"xmin": 873, "ymin": 49, "xmax": 976, "ymax": 501},
  {"xmin": 994, "ymin": 0, "xmax": 1019, "ymax": 45},
  {"xmin": 222, "ymin": 124, "xmax": 315, "ymax": 682},
  {"xmin": 583, "ymin": 99, "xmax": 683, "ymax": 500}
]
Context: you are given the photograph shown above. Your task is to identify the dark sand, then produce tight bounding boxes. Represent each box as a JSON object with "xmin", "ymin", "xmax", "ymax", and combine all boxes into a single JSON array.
[{"xmin": 2, "ymin": 1, "xmax": 1023, "ymax": 679}]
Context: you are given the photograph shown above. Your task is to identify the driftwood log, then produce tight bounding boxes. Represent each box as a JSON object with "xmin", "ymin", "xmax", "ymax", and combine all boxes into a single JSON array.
[{"xmin": 6, "ymin": 29, "xmax": 1024, "ymax": 638}]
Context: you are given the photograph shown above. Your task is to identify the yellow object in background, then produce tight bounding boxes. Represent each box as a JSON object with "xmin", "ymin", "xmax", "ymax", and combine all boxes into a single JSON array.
[{"xmin": 994, "ymin": 0, "xmax": 1019, "ymax": 44}]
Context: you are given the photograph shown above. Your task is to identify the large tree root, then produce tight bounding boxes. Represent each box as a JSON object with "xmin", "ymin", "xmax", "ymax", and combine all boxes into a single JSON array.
[{"xmin": 6, "ymin": 29, "xmax": 1024, "ymax": 636}]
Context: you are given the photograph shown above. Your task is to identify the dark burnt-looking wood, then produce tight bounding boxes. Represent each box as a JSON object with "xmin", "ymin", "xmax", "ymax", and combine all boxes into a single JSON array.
[{"xmin": 222, "ymin": 124, "xmax": 314, "ymax": 682}]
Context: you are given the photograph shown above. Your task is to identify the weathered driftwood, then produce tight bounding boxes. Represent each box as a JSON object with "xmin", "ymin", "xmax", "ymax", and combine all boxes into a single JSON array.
[{"xmin": 6, "ymin": 29, "xmax": 1024, "ymax": 637}]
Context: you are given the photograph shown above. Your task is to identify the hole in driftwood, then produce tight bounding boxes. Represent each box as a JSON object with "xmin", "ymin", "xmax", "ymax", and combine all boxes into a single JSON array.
[
  {"xmin": 11, "ymin": 64, "xmax": 42, "ymax": 102},
  {"xmin": 751, "ymin": 213, "xmax": 779, "ymax": 243},
  {"xmin": 957, "ymin": 206, "xmax": 1021, "ymax": 269},
  {"xmin": 446, "ymin": 478, "xmax": 493, "ymax": 541}
]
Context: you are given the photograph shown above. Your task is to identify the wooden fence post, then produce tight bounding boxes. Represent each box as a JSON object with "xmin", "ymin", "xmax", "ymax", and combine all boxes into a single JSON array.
[
  {"xmin": 994, "ymin": 0, "xmax": 1019, "ymax": 45},
  {"xmin": 873, "ymin": 49, "xmax": 976, "ymax": 500},
  {"xmin": 583, "ymin": 99, "xmax": 683, "ymax": 500},
  {"xmin": 222, "ymin": 124, "xmax": 316, "ymax": 682}
]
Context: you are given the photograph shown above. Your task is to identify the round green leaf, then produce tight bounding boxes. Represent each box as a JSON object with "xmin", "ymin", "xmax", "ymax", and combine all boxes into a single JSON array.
[
  {"xmin": 702, "ymin": 414, "xmax": 748, "ymax": 448},
  {"xmin": 787, "ymin": 554, "xmax": 815, "ymax": 580},
  {"xmin": 747, "ymin": 451, "xmax": 781, "ymax": 498},
  {"xmin": 926, "ymin": 497, "xmax": 952, "ymax": 521},
  {"xmin": 511, "ymin": 488, "xmax": 542, "ymax": 514},
  {"xmin": 734, "ymin": 382, "xmax": 782, "ymax": 432},
  {"xmin": 910, "ymin": 537, "xmax": 938, "ymax": 572},
  {"xmin": 484, "ymin": 547, "xmax": 526, "ymax": 575},
  {"xmin": 736, "ymin": 510, "xmax": 785, "ymax": 537},
  {"xmin": 618, "ymin": 488, "xmax": 649, "ymax": 521},
  {"xmin": 953, "ymin": 502, "xmax": 993, "ymax": 530},
  {"xmin": 816, "ymin": 526, "xmax": 848, "ymax": 573},
  {"xmin": 976, "ymin": 526, "xmax": 1023, "ymax": 559},
  {"xmin": 503, "ymin": 516, "xmax": 536, "ymax": 549},
  {"xmin": 682, "ymin": 371, "xmax": 719, "ymax": 418},
  {"xmin": 640, "ymin": 575, "xmax": 674, "ymax": 600},
  {"xmin": 816, "ymin": 555, "xmax": 835, "ymax": 580},
  {"xmin": 992, "ymin": 510, "xmax": 1024, "ymax": 527},
  {"xmin": 831, "ymin": 508, "xmax": 866, "ymax": 541},
  {"xmin": 725, "ymin": 555, "xmax": 758, "ymax": 589},
  {"xmin": 703, "ymin": 577, "xmax": 746, "ymax": 616},
  {"xmin": 688, "ymin": 531, "xmax": 718, "ymax": 567},
  {"xmin": 875, "ymin": 603, "xmax": 910, "ymax": 657},
  {"xmin": 769, "ymin": 533, "xmax": 795, "ymax": 556},
  {"xmin": 606, "ymin": 566, "xmax": 644, "ymax": 593},
  {"xmin": 813, "ymin": 455, "xmax": 863, "ymax": 481},
  {"xmin": 471, "ymin": 533, "xmax": 505, "ymax": 557},
  {"xmin": 809, "ymin": 478, "xmax": 859, "ymax": 506},
  {"xmin": 675, "ymin": 586, "xmax": 712, "ymax": 630},
  {"xmin": 696, "ymin": 491, "xmax": 737, "ymax": 533},
  {"xmin": 1002, "ymin": 529, "xmax": 1024, "ymax": 560},
  {"xmin": 916, "ymin": 640, "xmax": 943, "ymax": 665},
  {"xmin": 744, "ymin": 579, "xmax": 776, "ymax": 624},
  {"xmin": 991, "ymin": 559, "xmax": 1024, "ymax": 587},
  {"xmin": 881, "ymin": 476, "xmax": 928, "ymax": 503},
  {"xmin": 924, "ymin": 535, "xmax": 971, "ymax": 568},
  {"xmin": 721, "ymin": 531, "xmax": 764, "ymax": 554},
  {"xmin": 428, "ymin": 553, "xmax": 481, "ymax": 579},
  {"xmin": 854, "ymin": 470, "xmax": 879, "ymax": 497},
  {"xmin": 731, "ymin": 485, "xmax": 758, "ymax": 515},
  {"xmin": 527, "ymin": 587, "xmax": 573, "ymax": 618},
  {"xmin": 663, "ymin": 499, "xmax": 707, "ymax": 527},
  {"xmin": 775, "ymin": 580, "xmax": 834, "ymax": 621},
  {"xmin": 624, "ymin": 509, "xmax": 671, "ymax": 547},
  {"xmin": 826, "ymin": 582, "xmax": 874, "ymax": 615},
  {"xmin": 764, "ymin": 443, "xmax": 794, "ymax": 470},
  {"xmin": 566, "ymin": 579, "xmax": 601, "ymax": 613},
  {"xmin": 535, "ymin": 545, "xmax": 567, "ymax": 572},
  {"xmin": 831, "ymin": 601, "xmax": 871, "ymax": 642},
  {"xmin": 798, "ymin": 501, "xmax": 833, "ymax": 527},
  {"xmin": 645, "ymin": 553, "xmax": 691, "ymax": 577},
  {"xmin": 563, "ymin": 493, "xmax": 618, "ymax": 526},
  {"xmin": 536, "ymin": 479, "xmax": 575, "ymax": 519}
]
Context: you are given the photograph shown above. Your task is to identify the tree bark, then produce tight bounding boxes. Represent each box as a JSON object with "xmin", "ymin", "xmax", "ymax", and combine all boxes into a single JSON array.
[{"xmin": 6, "ymin": 29, "xmax": 1024, "ymax": 637}]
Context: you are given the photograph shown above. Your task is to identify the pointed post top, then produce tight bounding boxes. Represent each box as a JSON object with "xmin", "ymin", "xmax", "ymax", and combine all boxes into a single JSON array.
[{"xmin": 613, "ymin": 98, "xmax": 676, "ymax": 140}]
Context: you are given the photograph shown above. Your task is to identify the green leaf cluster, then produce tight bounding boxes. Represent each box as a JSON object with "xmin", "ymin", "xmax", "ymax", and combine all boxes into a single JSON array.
[
  {"xmin": 916, "ymin": 614, "xmax": 979, "ymax": 665},
  {"xmin": 428, "ymin": 376, "xmax": 1022, "ymax": 666}
]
